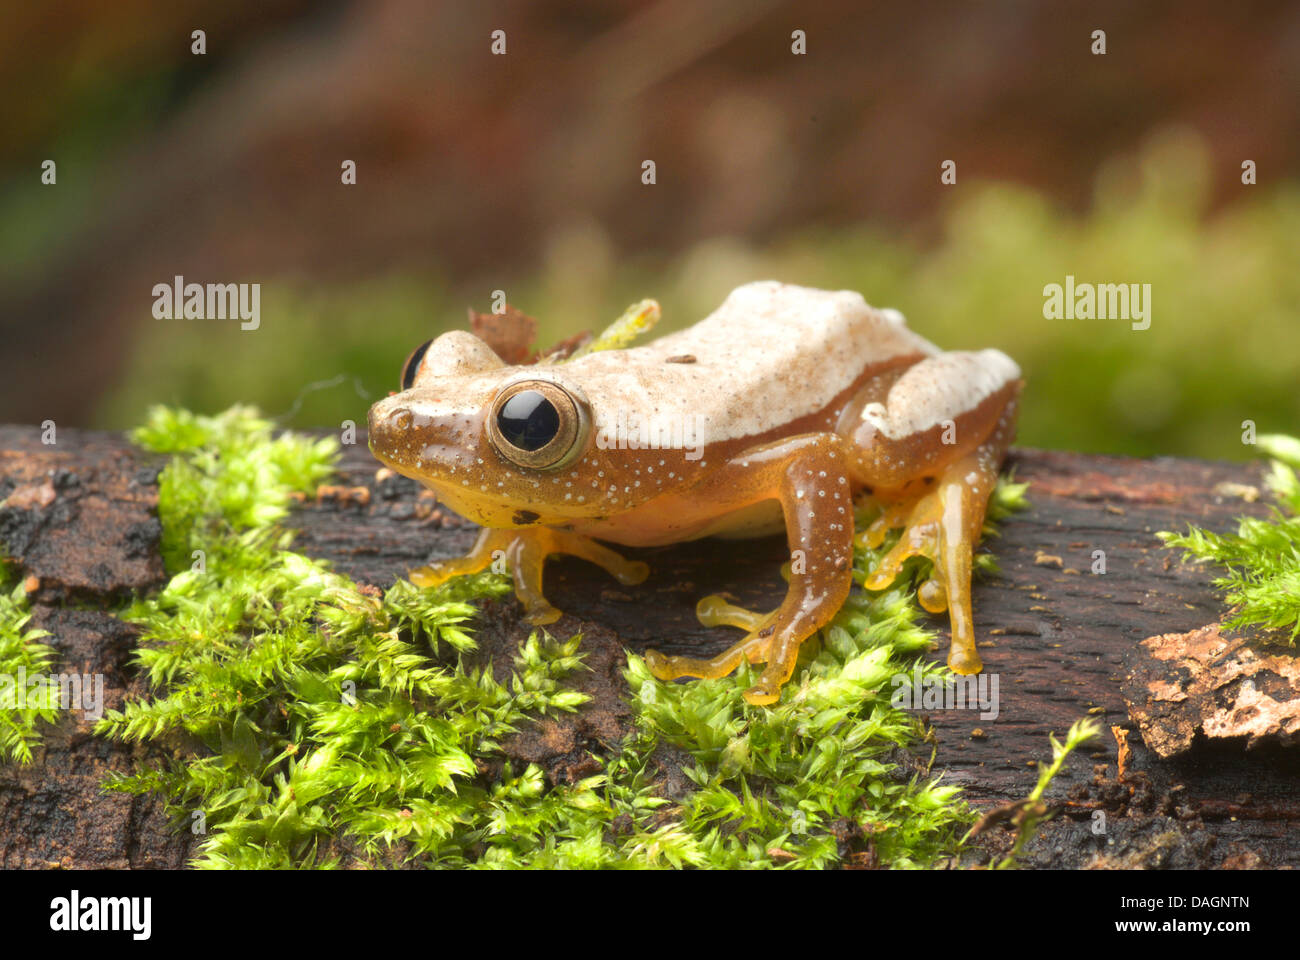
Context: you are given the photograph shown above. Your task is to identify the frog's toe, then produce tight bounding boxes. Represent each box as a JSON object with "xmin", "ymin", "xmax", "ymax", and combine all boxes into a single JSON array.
[
  {"xmin": 742, "ymin": 680, "xmax": 782, "ymax": 706},
  {"xmin": 947, "ymin": 640, "xmax": 983, "ymax": 675},
  {"xmin": 644, "ymin": 627, "xmax": 771, "ymax": 682},
  {"xmin": 861, "ymin": 495, "xmax": 943, "ymax": 594},
  {"xmin": 695, "ymin": 594, "xmax": 778, "ymax": 633},
  {"xmin": 509, "ymin": 566, "xmax": 564, "ymax": 624},
  {"xmin": 857, "ymin": 499, "xmax": 915, "ymax": 551},
  {"xmin": 612, "ymin": 560, "xmax": 651, "ymax": 586},
  {"xmin": 644, "ymin": 648, "xmax": 708, "ymax": 681},
  {"xmin": 917, "ymin": 576, "xmax": 948, "ymax": 614},
  {"xmin": 409, "ymin": 562, "xmax": 465, "ymax": 588},
  {"xmin": 407, "ymin": 528, "xmax": 514, "ymax": 589},
  {"xmin": 547, "ymin": 531, "xmax": 651, "ymax": 587},
  {"xmin": 743, "ymin": 630, "xmax": 805, "ymax": 705},
  {"xmin": 408, "ymin": 565, "xmax": 440, "ymax": 588},
  {"xmin": 642, "ymin": 647, "xmax": 675, "ymax": 678},
  {"xmin": 521, "ymin": 600, "xmax": 563, "ymax": 625}
]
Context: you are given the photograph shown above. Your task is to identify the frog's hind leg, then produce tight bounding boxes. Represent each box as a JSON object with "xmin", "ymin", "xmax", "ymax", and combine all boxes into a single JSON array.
[
  {"xmin": 860, "ymin": 443, "xmax": 1001, "ymax": 674},
  {"xmin": 411, "ymin": 526, "xmax": 649, "ymax": 625},
  {"xmin": 843, "ymin": 353, "xmax": 1021, "ymax": 674}
]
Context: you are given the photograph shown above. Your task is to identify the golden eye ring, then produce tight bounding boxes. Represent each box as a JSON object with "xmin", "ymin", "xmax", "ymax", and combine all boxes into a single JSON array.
[{"xmin": 486, "ymin": 379, "xmax": 590, "ymax": 470}]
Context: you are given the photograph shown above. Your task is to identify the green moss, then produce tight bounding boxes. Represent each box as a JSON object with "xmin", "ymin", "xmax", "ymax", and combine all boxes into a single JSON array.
[
  {"xmin": 622, "ymin": 593, "xmax": 969, "ymax": 869},
  {"xmin": 0, "ymin": 579, "xmax": 61, "ymax": 764},
  {"xmin": 982, "ymin": 717, "xmax": 1101, "ymax": 870},
  {"xmin": 95, "ymin": 405, "xmax": 1052, "ymax": 868},
  {"xmin": 1159, "ymin": 434, "xmax": 1300, "ymax": 643},
  {"xmin": 564, "ymin": 299, "xmax": 661, "ymax": 359},
  {"xmin": 131, "ymin": 405, "xmax": 338, "ymax": 573}
]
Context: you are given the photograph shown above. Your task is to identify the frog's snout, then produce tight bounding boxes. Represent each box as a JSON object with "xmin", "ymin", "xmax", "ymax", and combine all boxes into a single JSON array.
[{"xmin": 366, "ymin": 397, "xmax": 414, "ymax": 458}]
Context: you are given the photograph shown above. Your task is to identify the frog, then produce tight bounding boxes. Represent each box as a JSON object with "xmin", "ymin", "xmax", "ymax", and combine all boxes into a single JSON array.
[{"xmin": 368, "ymin": 281, "xmax": 1022, "ymax": 705}]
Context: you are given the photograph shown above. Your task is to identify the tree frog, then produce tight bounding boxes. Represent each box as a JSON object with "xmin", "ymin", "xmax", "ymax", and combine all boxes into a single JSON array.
[{"xmin": 368, "ymin": 282, "xmax": 1021, "ymax": 705}]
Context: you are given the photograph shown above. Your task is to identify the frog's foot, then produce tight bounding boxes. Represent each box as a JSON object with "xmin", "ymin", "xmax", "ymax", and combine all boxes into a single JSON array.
[
  {"xmin": 859, "ymin": 448, "xmax": 999, "ymax": 675},
  {"xmin": 696, "ymin": 593, "xmax": 779, "ymax": 633},
  {"xmin": 643, "ymin": 594, "xmax": 780, "ymax": 690},
  {"xmin": 408, "ymin": 527, "xmax": 517, "ymax": 588},
  {"xmin": 409, "ymin": 526, "xmax": 649, "ymax": 626}
]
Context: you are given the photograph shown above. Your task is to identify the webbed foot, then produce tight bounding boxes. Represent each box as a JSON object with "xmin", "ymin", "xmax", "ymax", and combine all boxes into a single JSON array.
[
  {"xmin": 409, "ymin": 526, "xmax": 649, "ymax": 625},
  {"xmin": 644, "ymin": 594, "xmax": 783, "ymax": 703}
]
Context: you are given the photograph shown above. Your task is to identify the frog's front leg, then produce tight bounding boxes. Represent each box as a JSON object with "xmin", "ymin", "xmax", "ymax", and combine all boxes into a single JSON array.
[
  {"xmin": 410, "ymin": 526, "xmax": 649, "ymax": 624},
  {"xmin": 645, "ymin": 435, "xmax": 856, "ymax": 705}
]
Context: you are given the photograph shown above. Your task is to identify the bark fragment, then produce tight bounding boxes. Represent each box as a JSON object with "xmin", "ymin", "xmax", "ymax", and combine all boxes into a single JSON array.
[{"xmin": 1122, "ymin": 624, "xmax": 1300, "ymax": 758}]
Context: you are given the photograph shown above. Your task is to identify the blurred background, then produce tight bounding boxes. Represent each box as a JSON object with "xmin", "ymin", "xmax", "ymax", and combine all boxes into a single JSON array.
[{"xmin": 1, "ymin": 0, "xmax": 1297, "ymax": 458}]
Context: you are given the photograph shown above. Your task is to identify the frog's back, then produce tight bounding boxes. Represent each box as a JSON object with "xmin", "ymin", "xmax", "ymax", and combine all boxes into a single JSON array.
[{"xmin": 563, "ymin": 281, "xmax": 936, "ymax": 446}]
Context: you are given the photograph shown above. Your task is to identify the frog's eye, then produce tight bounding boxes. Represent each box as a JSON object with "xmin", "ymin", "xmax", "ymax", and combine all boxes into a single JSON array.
[
  {"xmin": 487, "ymin": 380, "xmax": 589, "ymax": 470},
  {"xmin": 400, "ymin": 339, "xmax": 433, "ymax": 391}
]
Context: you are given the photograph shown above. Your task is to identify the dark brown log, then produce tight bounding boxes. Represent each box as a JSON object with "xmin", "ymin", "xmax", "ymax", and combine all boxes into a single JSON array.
[
  {"xmin": 0, "ymin": 427, "xmax": 184, "ymax": 868},
  {"xmin": 2, "ymin": 424, "xmax": 1297, "ymax": 868}
]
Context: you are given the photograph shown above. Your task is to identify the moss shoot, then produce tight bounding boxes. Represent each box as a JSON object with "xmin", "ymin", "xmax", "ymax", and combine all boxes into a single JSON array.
[
  {"xmin": 0, "ymin": 573, "xmax": 61, "ymax": 764},
  {"xmin": 1160, "ymin": 434, "xmax": 1300, "ymax": 644}
]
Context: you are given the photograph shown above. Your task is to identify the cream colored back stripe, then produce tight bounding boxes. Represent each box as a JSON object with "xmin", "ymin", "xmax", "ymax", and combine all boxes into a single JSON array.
[{"xmin": 861, "ymin": 350, "xmax": 1020, "ymax": 439}]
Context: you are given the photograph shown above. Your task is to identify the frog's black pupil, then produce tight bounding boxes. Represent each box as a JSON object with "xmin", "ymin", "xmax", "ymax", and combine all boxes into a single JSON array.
[
  {"xmin": 497, "ymin": 391, "xmax": 560, "ymax": 451},
  {"xmin": 401, "ymin": 339, "xmax": 433, "ymax": 390}
]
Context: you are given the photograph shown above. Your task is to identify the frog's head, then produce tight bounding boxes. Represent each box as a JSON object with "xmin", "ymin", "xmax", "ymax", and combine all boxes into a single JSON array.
[{"xmin": 368, "ymin": 331, "xmax": 601, "ymax": 526}]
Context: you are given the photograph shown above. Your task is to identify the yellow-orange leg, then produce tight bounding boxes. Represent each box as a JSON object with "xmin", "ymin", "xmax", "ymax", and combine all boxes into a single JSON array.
[
  {"xmin": 859, "ymin": 445, "xmax": 1000, "ymax": 674},
  {"xmin": 410, "ymin": 526, "xmax": 649, "ymax": 624}
]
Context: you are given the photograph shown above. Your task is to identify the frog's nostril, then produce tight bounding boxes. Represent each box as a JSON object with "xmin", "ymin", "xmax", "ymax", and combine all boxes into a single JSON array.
[{"xmin": 389, "ymin": 408, "xmax": 413, "ymax": 432}]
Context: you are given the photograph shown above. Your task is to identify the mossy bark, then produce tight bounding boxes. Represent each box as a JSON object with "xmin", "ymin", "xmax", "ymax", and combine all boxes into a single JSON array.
[{"xmin": 2, "ymin": 426, "xmax": 1298, "ymax": 868}]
